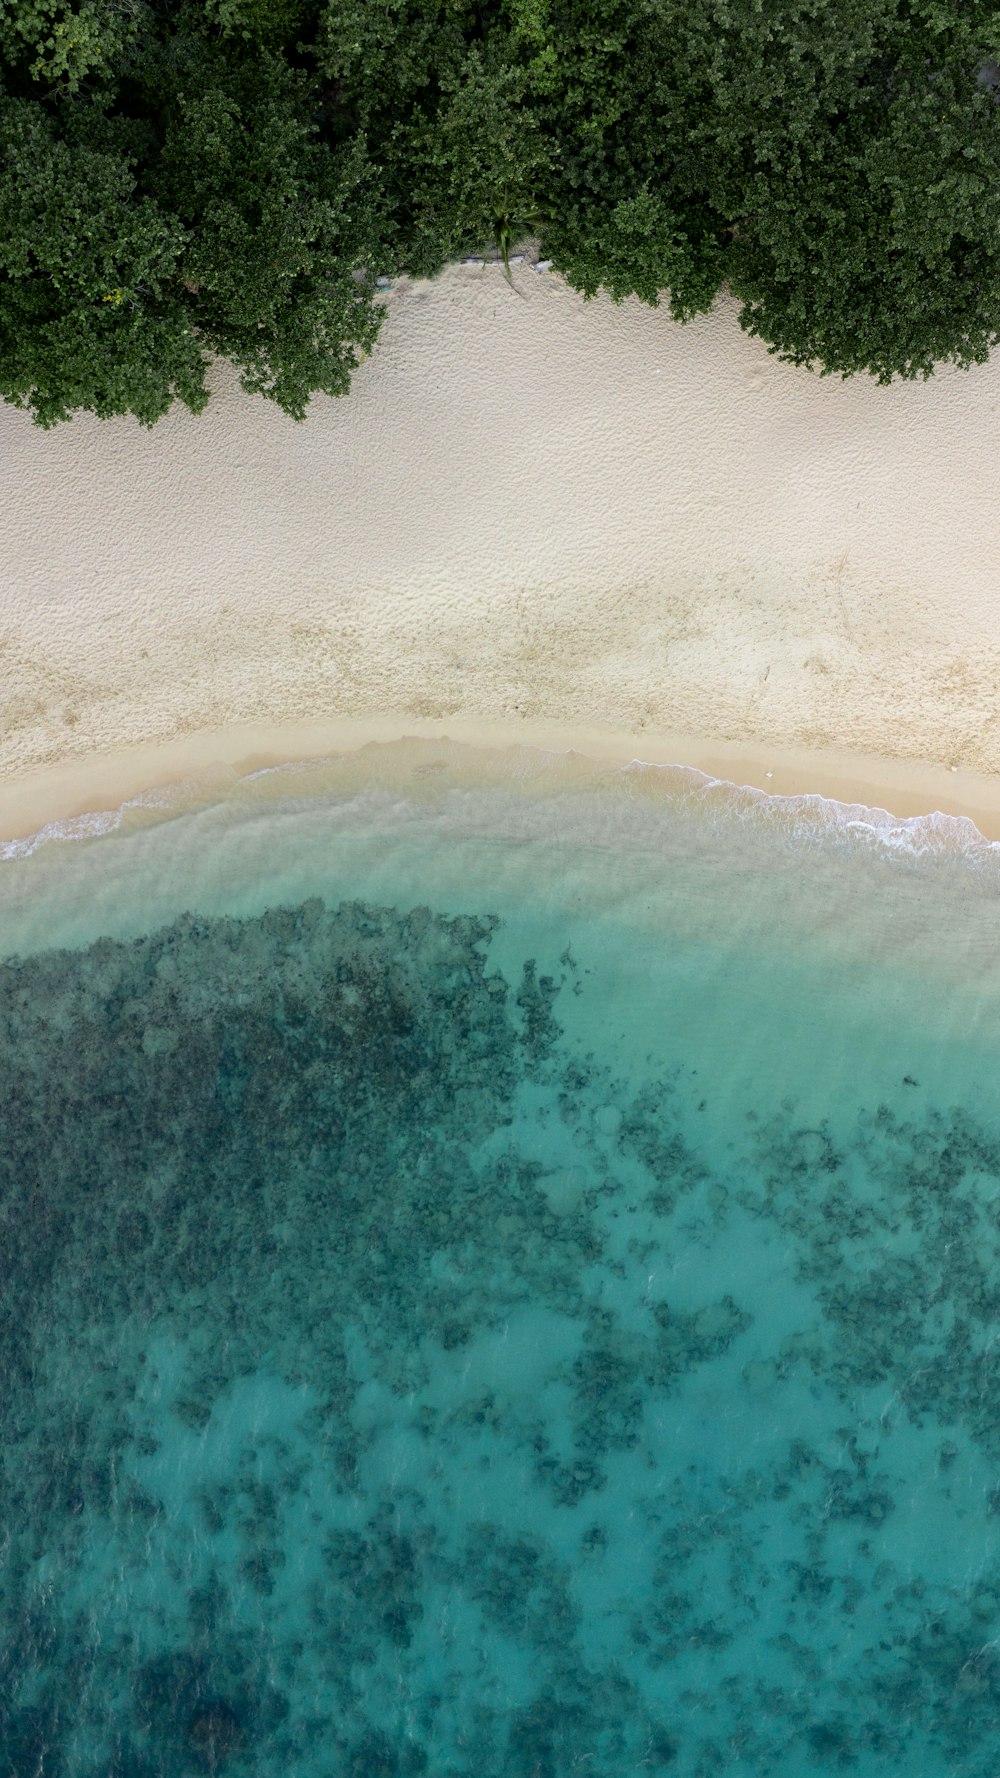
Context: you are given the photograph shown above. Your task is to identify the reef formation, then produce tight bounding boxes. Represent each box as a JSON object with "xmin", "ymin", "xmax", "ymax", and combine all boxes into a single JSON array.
[{"xmin": 0, "ymin": 894, "xmax": 998, "ymax": 1776}]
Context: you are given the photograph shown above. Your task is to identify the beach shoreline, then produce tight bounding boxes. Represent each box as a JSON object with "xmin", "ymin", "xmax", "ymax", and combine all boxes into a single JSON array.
[{"xmin": 3, "ymin": 715, "xmax": 1000, "ymax": 848}]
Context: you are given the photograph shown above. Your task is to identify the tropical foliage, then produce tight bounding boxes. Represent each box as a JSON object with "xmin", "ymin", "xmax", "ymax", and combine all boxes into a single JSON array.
[{"xmin": 1, "ymin": 0, "xmax": 998, "ymax": 425}]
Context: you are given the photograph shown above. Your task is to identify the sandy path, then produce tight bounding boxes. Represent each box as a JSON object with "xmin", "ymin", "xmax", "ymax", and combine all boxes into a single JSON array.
[{"xmin": 1, "ymin": 259, "xmax": 999, "ymax": 833}]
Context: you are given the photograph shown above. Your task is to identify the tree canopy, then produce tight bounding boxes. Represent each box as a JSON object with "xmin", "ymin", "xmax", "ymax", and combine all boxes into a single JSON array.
[{"xmin": 1, "ymin": 0, "xmax": 998, "ymax": 426}]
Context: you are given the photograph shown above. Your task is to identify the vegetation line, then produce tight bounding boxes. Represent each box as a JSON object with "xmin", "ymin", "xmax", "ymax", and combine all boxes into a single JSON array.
[{"xmin": 1, "ymin": 0, "xmax": 998, "ymax": 428}]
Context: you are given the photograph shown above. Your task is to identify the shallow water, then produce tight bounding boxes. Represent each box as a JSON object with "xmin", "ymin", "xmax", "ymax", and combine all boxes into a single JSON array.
[{"xmin": 2, "ymin": 742, "xmax": 1000, "ymax": 1778}]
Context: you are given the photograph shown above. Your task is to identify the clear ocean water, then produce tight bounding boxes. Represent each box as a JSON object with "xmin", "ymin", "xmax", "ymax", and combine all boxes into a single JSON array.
[{"xmin": 3, "ymin": 739, "xmax": 1000, "ymax": 1778}]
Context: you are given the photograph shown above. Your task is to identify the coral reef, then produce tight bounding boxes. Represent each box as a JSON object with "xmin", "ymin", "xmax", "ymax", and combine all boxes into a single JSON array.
[{"xmin": 0, "ymin": 893, "xmax": 998, "ymax": 1774}]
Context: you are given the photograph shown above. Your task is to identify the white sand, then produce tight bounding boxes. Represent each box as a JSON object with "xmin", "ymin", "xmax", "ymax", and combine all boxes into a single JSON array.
[{"xmin": 2, "ymin": 259, "xmax": 1000, "ymax": 837}]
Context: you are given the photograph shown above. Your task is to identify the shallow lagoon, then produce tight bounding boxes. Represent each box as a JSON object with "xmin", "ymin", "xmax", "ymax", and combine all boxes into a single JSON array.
[{"xmin": 2, "ymin": 742, "xmax": 1000, "ymax": 1778}]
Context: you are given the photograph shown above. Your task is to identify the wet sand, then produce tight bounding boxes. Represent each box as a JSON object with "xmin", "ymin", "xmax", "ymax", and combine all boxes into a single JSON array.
[{"xmin": 3, "ymin": 717, "xmax": 1000, "ymax": 848}]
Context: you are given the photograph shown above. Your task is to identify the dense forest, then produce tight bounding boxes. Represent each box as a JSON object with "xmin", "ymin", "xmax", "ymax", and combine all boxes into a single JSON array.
[{"xmin": 1, "ymin": 0, "xmax": 998, "ymax": 427}]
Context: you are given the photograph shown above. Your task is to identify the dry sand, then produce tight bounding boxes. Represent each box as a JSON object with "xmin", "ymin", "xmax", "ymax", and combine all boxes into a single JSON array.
[{"xmin": 2, "ymin": 258, "xmax": 1000, "ymax": 839}]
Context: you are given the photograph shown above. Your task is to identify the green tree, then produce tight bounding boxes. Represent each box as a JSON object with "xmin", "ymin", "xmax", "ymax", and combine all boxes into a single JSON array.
[
  {"xmin": 202, "ymin": 0, "xmax": 320, "ymax": 52},
  {"xmin": 1, "ymin": 0, "xmax": 999, "ymax": 428},
  {"xmin": 312, "ymin": 0, "xmax": 548, "ymax": 274},
  {"xmin": 700, "ymin": 0, "xmax": 1000, "ymax": 379},
  {"xmin": 0, "ymin": 0, "xmax": 147, "ymax": 95},
  {"xmin": 503, "ymin": 0, "xmax": 730, "ymax": 318},
  {"xmin": 146, "ymin": 23, "xmax": 387, "ymax": 417},
  {"xmin": 0, "ymin": 94, "xmax": 206, "ymax": 427},
  {"xmin": 512, "ymin": 0, "xmax": 1000, "ymax": 378},
  {"xmin": 0, "ymin": 6, "xmax": 388, "ymax": 425}
]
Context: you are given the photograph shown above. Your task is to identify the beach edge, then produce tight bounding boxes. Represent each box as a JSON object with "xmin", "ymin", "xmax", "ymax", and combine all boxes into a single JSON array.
[{"xmin": 3, "ymin": 716, "xmax": 1000, "ymax": 846}]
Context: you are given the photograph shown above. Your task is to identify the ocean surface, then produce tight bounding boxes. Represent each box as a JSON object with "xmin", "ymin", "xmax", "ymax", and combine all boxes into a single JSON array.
[{"xmin": 3, "ymin": 739, "xmax": 1000, "ymax": 1778}]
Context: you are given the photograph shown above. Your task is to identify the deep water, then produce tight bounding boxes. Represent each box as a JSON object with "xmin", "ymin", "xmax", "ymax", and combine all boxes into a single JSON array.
[{"xmin": 3, "ymin": 747, "xmax": 1000, "ymax": 1778}]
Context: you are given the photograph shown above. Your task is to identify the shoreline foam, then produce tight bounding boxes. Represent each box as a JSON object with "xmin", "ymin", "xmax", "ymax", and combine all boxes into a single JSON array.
[{"xmin": 4, "ymin": 717, "xmax": 1000, "ymax": 861}]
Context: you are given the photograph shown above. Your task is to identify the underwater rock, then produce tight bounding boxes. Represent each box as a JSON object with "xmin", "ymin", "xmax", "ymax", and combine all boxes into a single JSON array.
[{"xmin": 186, "ymin": 1698, "xmax": 244, "ymax": 1765}]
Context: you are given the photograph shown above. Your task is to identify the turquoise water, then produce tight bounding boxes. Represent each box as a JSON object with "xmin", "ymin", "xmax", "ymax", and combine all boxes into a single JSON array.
[{"xmin": 3, "ymin": 742, "xmax": 1000, "ymax": 1778}]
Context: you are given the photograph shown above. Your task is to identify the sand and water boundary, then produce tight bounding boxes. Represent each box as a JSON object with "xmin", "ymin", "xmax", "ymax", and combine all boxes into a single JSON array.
[{"xmin": 4, "ymin": 717, "xmax": 1000, "ymax": 853}]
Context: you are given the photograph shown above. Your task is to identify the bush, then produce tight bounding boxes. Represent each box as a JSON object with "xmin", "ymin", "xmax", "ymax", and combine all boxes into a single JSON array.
[{"xmin": 1, "ymin": 0, "xmax": 998, "ymax": 425}]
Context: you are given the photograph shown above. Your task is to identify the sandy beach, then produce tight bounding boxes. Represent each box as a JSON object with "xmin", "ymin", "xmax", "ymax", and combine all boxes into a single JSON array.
[{"xmin": 2, "ymin": 257, "xmax": 1000, "ymax": 839}]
